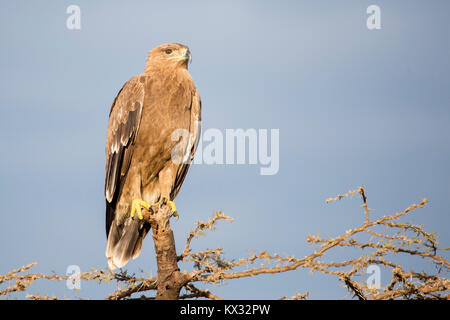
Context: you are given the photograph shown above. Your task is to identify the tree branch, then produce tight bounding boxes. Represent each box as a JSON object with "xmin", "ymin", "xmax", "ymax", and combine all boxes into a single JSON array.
[{"xmin": 141, "ymin": 203, "xmax": 190, "ymax": 300}]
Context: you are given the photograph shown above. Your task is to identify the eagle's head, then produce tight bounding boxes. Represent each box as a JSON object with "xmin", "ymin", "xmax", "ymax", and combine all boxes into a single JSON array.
[{"xmin": 145, "ymin": 43, "xmax": 192, "ymax": 71}]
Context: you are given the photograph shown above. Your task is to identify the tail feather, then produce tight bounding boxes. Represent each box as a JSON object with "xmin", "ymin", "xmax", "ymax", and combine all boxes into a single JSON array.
[
  {"xmin": 132, "ymin": 224, "xmax": 151, "ymax": 260},
  {"xmin": 106, "ymin": 219, "xmax": 150, "ymax": 270}
]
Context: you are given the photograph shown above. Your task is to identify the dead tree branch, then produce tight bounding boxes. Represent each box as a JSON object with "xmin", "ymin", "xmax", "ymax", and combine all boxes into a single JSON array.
[{"xmin": 1, "ymin": 186, "xmax": 448, "ymax": 300}]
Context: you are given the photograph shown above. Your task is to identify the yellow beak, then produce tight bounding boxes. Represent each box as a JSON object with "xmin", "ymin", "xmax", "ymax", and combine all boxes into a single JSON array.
[{"xmin": 168, "ymin": 48, "xmax": 192, "ymax": 63}]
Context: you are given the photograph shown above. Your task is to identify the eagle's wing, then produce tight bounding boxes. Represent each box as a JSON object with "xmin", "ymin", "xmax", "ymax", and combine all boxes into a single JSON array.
[
  {"xmin": 105, "ymin": 76, "xmax": 144, "ymax": 237},
  {"xmin": 171, "ymin": 89, "xmax": 202, "ymax": 200}
]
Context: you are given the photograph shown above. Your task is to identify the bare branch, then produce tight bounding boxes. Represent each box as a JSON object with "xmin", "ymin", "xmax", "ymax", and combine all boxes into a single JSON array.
[{"xmin": 1, "ymin": 186, "xmax": 448, "ymax": 300}]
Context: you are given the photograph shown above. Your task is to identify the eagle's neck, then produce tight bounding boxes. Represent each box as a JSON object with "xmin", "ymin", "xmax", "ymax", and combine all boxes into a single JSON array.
[
  {"xmin": 144, "ymin": 57, "xmax": 189, "ymax": 73},
  {"xmin": 143, "ymin": 64, "xmax": 192, "ymax": 84}
]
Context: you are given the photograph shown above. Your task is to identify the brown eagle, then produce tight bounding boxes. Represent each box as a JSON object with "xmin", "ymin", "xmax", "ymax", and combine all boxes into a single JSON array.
[{"xmin": 104, "ymin": 43, "xmax": 201, "ymax": 269}]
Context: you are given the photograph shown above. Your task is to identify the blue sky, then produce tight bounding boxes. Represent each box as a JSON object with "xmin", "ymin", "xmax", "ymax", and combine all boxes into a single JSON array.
[{"xmin": 0, "ymin": 0, "xmax": 449, "ymax": 299}]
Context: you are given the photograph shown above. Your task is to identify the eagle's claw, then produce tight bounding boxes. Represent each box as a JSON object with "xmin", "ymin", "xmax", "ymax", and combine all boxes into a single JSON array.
[
  {"xmin": 130, "ymin": 199, "xmax": 151, "ymax": 220},
  {"xmin": 156, "ymin": 197, "xmax": 178, "ymax": 218}
]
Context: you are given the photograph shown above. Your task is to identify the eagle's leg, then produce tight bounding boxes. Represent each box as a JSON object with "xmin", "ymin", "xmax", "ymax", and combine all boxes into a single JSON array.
[
  {"xmin": 157, "ymin": 165, "xmax": 179, "ymax": 218},
  {"xmin": 130, "ymin": 199, "xmax": 151, "ymax": 220}
]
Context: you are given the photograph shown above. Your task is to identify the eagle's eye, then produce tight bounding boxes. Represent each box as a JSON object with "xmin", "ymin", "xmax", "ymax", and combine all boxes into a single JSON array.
[{"xmin": 165, "ymin": 49, "xmax": 173, "ymax": 54}]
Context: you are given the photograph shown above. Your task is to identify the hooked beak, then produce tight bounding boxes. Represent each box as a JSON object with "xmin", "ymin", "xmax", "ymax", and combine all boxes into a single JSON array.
[
  {"xmin": 184, "ymin": 49, "xmax": 192, "ymax": 64},
  {"xmin": 167, "ymin": 47, "xmax": 192, "ymax": 66}
]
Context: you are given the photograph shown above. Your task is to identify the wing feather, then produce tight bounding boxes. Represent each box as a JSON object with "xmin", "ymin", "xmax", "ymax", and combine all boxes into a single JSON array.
[
  {"xmin": 105, "ymin": 77, "xmax": 144, "ymax": 237},
  {"xmin": 170, "ymin": 89, "xmax": 202, "ymax": 200}
]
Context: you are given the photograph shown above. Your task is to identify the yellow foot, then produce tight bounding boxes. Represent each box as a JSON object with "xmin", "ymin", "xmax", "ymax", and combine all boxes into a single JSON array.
[
  {"xmin": 130, "ymin": 199, "xmax": 151, "ymax": 220},
  {"xmin": 155, "ymin": 197, "xmax": 178, "ymax": 218}
]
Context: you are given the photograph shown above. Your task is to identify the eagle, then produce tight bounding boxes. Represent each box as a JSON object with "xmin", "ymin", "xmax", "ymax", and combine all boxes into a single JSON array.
[{"xmin": 104, "ymin": 43, "xmax": 201, "ymax": 270}]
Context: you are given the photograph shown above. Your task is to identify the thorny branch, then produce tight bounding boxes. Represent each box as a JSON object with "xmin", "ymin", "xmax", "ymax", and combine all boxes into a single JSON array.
[{"xmin": 1, "ymin": 186, "xmax": 448, "ymax": 299}]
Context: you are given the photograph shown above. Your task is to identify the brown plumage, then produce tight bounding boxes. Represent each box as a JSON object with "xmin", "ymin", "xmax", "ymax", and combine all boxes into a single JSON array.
[{"xmin": 105, "ymin": 43, "xmax": 201, "ymax": 269}]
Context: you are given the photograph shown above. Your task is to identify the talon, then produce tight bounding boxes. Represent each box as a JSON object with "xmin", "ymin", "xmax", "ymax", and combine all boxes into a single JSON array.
[
  {"xmin": 156, "ymin": 196, "xmax": 168, "ymax": 208},
  {"xmin": 169, "ymin": 201, "xmax": 178, "ymax": 217},
  {"xmin": 154, "ymin": 197, "xmax": 164, "ymax": 207},
  {"xmin": 130, "ymin": 199, "xmax": 151, "ymax": 220},
  {"xmin": 130, "ymin": 205, "xmax": 136, "ymax": 219},
  {"xmin": 156, "ymin": 197, "xmax": 179, "ymax": 217}
]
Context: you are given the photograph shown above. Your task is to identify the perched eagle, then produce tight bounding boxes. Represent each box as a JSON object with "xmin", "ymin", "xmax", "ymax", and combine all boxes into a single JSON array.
[{"xmin": 104, "ymin": 43, "xmax": 201, "ymax": 270}]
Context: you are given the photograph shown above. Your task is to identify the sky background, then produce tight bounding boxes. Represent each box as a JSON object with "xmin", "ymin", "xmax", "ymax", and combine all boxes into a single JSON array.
[{"xmin": 0, "ymin": 0, "xmax": 449, "ymax": 299}]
